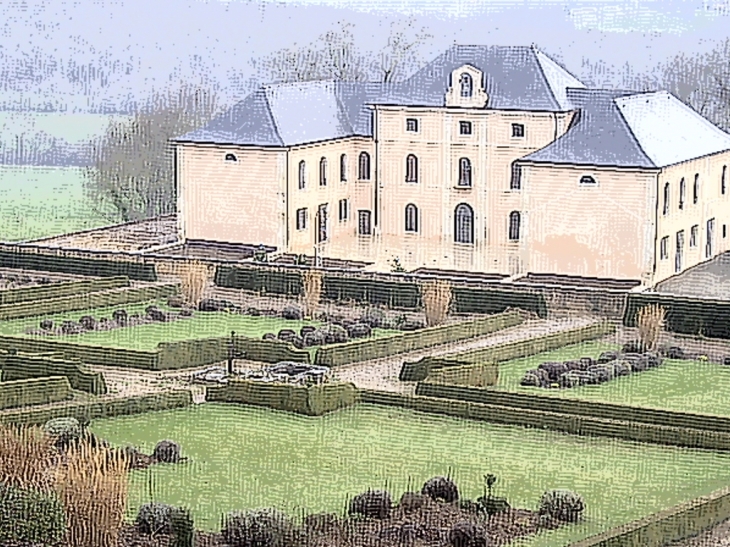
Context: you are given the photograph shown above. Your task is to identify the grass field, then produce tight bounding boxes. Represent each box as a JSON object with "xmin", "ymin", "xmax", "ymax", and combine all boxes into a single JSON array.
[
  {"xmin": 2, "ymin": 300, "xmax": 400, "ymax": 351},
  {"xmin": 90, "ymin": 403, "xmax": 730, "ymax": 546},
  {"xmin": 0, "ymin": 165, "xmax": 109, "ymax": 241},
  {"xmin": 496, "ymin": 340, "xmax": 730, "ymax": 417}
]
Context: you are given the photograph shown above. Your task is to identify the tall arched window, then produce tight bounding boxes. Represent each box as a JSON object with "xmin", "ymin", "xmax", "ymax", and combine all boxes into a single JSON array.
[
  {"xmin": 319, "ymin": 157, "xmax": 327, "ymax": 186},
  {"xmin": 405, "ymin": 204, "xmax": 419, "ymax": 232},
  {"xmin": 663, "ymin": 182, "xmax": 670, "ymax": 215},
  {"xmin": 722, "ymin": 165, "xmax": 727, "ymax": 195},
  {"xmin": 459, "ymin": 73, "xmax": 473, "ymax": 98},
  {"xmin": 405, "ymin": 154, "xmax": 418, "ymax": 183},
  {"xmin": 508, "ymin": 211, "xmax": 521, "ymax": 241},
  {"xmin": 358, "ymin": 152, "xmax": 371, "ymax": 180},
  {"xmin": 693, "ymin": 173, "xmax": 700, "ymax": 204},
  {"xmin": 454, "ymin": 203, "xmax": 474, "ymax": 244},
  {"xmin": 679, "ymin": 178, "xmax": 685, "ymax": 210},
  {"xmin": 298, "ymin": 160, "xmax": 306, "ymax": 190},
  {"xmin": 340, "ymin": 154, "xmax": 348, "ymax": 182},
  {"xmin": 459, "ymin": 158, "xmax": 472, "ymax": 187}
]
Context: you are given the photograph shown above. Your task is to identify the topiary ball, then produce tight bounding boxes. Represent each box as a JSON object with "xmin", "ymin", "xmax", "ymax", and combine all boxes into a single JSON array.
[
  {"xmin": 222, "ymin": 508, "xmax": 293, "ymax": 547},
  {"xmin": 422, "ymin": 476, "xmax": 459, "ymax": 503},
  {"xmin": 539, "ymin": 489, "xmax": 585, "ymax": 523},
  {"xmin": 448, "ymin": 521, "xmax": 488, "ymax": 547},
  {"xmin": 348, "ymin": 489, "xmax": 392, "ymax": 520},
  {"xmin": 399, "ymin": 491, "xmax": 427, "ymax": 512},
  {"xmin": 153, "ymin": 440, "xmax": 181, "ymax": 464},
  {"xmin": 281, "ymin": 305, "xmax": 303, "ymax": 320},
  {"xmin": 135, "ymin": 502, "xmax": 175, "ymax": 534}
]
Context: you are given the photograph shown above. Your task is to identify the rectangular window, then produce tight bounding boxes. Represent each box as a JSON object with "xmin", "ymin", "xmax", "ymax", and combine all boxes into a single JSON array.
[
  {"xmin": 296, "ymin": 208, "xmax": 307, "ymax": 230},
  {"xmin": 316, "ymin": 204, "xmax": 328, "ymax": 243},
  {"xmin": 675, "ymin": 230, "xmax": 684, "ymax": 273},
  {"xmin": 660, "ymin": 236, "xmax": 668, "ymax": 260},
  {"xmin": 459, "ymin": 121, "xmax": 472, "ymax": 135},
  {"xmin": 338, "ymin": 199, "xmax": 349, "ymax": 222},
  {"xmin": 690, "ymin": 224, "xmax": 698, "ymax": 247},
  {"xmin": 724, "ymin": 224, "xmax": 727, "ymax": 239},
  {"xmin": 512, "ymin": 123, "xmax": 525, "ymax": 138},
  {"xmin": 723, "ymin": 165, "xmax": 727, "ymax": 195},
  {"xmin": 406, "ymin": 118, "xmax": 419, "ymax": 132},
  {"xmin": 358, "ymin": 210, "xmax": 372, "ymax": 235},
  {"xmin": 510, "ymin": 164, "xmax": 522, "ymax": 190},
  {"xmin": 706, "ymin": 218, "xmax": 716, "ymax": 258},
  {"xmin": 693, "ymin": 173, "xmax": 700, "ymax": 204}
]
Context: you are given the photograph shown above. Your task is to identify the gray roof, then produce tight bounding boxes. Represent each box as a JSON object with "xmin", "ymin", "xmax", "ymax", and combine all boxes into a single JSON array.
[
  {"xmin": 173, "ymin": 45, "xmax": 586, "ymax": 147},
  {"xmin": 521, "ymin": 88, "xmax": 730, "ymax": 168}
]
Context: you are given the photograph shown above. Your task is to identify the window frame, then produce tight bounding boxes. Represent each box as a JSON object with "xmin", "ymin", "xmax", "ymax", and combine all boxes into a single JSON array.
[
  {"xmin": 454, "ymin": 203, "xmax": 475, "ymax": 245},
  {"xmin": 358, "ymin": 152, "xmax": 371, "ymax": 181},
  {"xmin": 508, "ymin": 211, "xmax": 521, "ymax": 241},
  {"xmin": 298, "ymin": 160, "xmax": 306, "ymax": 190},
  {"xmin": 459, "ymin": 121, "xmax": 473, "ymax": 136},
  {"xmin": 693, "ymin": 173, "xmax": 700, "ymax": 204},
  {"xmin": 510, "ymin": 163, "xmax": 522, "ymax": 190},
  {"xmin": 723, "ymin": 165, "xmax": 727, "ymax": 195},
  {"xmin": 405, "ymin": 203, "xmax": 419, "ymax": 233},
  {"xmin": 579, "ymin": 175, "xmax": 597, "ymax": 185},
  {"xmin": 358, "ymin": 210, "xmax": 372, "ymax": 235},
  {"xmin": 406, "ymin": 118, "xmax": 419, "ymax": 133},
  {"xmin": 663, "ymin": 182, "xmax": 670, "ymax": 216},
  {"xmin": 296, "ymin": 208, "xmax": 307, "ymax": 231},
  {"xmin": 511, "ymin": 123, "xmax": 525, "ymax": 138},
  {"xmin": 690, "ymin": 224, "xmax": 698, "ymax": 247},
  {"xmin": 405, "ymin": 154, "xmax": 419, "ymax": 183},
  {"xmin": 224, "ymin": 153, "xmax": 238, "ymax": 162},
  {"xmin": 459, "ymin": 73, "xmax": 473, "ymax": 98},
  {"xmin": 319, "ymin": 157, "xmax": 327, "ymax": 187},
  {"xmin": 458, "ymin": 157, "xmax": 472, "ymax": 187},
  {"xmin": 340, "ymin": 154, "xmax": 348, "ymax": 182},
  {"xmin": 338, "ymin": 198, "xmax": 349, "ymax": 222},
  {"xmin": 660, "ymin": 236, "xmax": 669, "ymax": 260},
  {"xmin": 679, "ymin": 178, "xmax": 685, "ymax": 210}
]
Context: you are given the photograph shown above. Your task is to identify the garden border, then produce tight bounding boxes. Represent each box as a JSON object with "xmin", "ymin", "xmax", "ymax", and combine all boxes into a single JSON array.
[
  {"xmin": 1, "ymin": 353, "xmax": 108, "ymax": 395},
  {"xmin": 0, "ymin": 376, "xmax": 72, "ymax": 410},
  {"xmin": 0, "ymin": 276, "xmax": 130, "ymax": 305}
]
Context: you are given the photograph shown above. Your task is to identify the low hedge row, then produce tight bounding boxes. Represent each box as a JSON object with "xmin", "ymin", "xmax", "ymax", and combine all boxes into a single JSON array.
[
  {"xmin": 315, "ymin": 311, "xmax": 524, "ymax": 367},
  {"xmin": 0, "ymin": 390, "xmax": 193, "ymax": 426},
  {"xmin": 425, "ymin": 362, "xmax": 499, "ymax": 388},
  {"xmin": 0, "ymin": 276, "xmax": 130, "ymax": 305},
  {"xmin": 0, "ymin": 282, "xmax": 178, "ymax": 320},
  {"xmin": 0, "ymin": 377, "xmax": 72, "ymax": 410},
  {"xmin": 207, "ymin": 380, "xmax": 357, "ymax": 416},
  {"xmin": 568, "ymin": 484, "xmax": 730, "ymax": 547},
  {"xmin": 451, "ymin": 286, "xmax": 548, "ymax": 318},
  {"xmin": 358, "ymin": 390, "xmax": 730, "ymax": 451},
  {"xmin": 1, "ymin": 354, "xmax": 108, "ymax": 395}
]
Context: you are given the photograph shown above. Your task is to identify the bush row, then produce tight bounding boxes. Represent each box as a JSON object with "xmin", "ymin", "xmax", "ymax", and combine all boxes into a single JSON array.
[
  {"xmin": 0, "ymin": 282, "xmax": 178, "ymax": 320},
  {"xmin": 0, "ymin": 275, "xmax": 130, "ymax": 305},
  {"xmin": 207, "ymin": 380, "xmax": 358, "ymax": 416},
  {"xmin": 0, "ymin": 376, "xmax": 72, "ymax": 410},
  {"xmin": 315, "ymin": 311, "xmax": 524, "ymax": 367},
  {"xmin": 0, "ymin": 353, "xmax": 108, "ymax": 395},
  {"xmin": 426, "ymin": 362, "xmax": 499, "ymax": 388},
  {"xmin": 0, "ymin": 390, "xmax": 193, "ymax": 426}
]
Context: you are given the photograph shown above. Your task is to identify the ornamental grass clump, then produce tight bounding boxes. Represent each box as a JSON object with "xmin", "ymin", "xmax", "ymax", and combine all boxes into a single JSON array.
[
  {"xmin": 539, "ymin": 489, "xmax": 585, "ymax": 523},
  {"xmin": 636, "ymin": 304, "xmax": 667, "ymax": 352},
  {"xmin": 420, "ymin": 279, "xmax": 452, "ymax": 327},
  {"xmin": 302, "ymin": 269, "xmax": 323, "ymax": 318},
  {"xmin": 176, "ymin": 259, "xmax": 212, "ymax": 307}
]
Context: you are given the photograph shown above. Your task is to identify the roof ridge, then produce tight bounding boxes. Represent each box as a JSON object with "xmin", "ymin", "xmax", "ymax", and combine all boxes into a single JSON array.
[
  {"xmin": 531, "ymin": 49, "xmax": 563, "ymax": 112},
  {"xmin": 259, "ymin": 88, "xmax": 285, "ymax": 146}
]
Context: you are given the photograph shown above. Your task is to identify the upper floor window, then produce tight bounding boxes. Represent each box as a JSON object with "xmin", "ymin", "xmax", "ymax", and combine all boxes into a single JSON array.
[
  {"xmin": 406, "ymin": 118, "xmax": 419, "ymax": 132},
  {"xmin": 512, "ymin": 123, "xmax": 525, "ymax": 138},
  {"xmin": 510, "ymin": 163, "xmax": 522, "ymax": 190},
  {"xmin": 508, "ymin": 211, "xmax": 521, "ymax": 241},
  {"xmin": 298, "ymin": 160, "xmax": 306, "ymax": 190},
  {"xmin": 338, "ymin": 199, "xmax": 349, "ymax": 222},
  {"xmin": 454, "ymin": 203, "xmax": 474, "ymax": 244},
  {"xmin": 358, "ymin": 152, "xmax": 371, "ymax": 180},
  {"xmin": 340, "ymin": 154, "xmax": 348, "ymax": 182},
  {"xmin": 679, "ymin": 178, "xmax": 685, "ymax": 210},
  {"xmin": 690, "ymin": 225, "xmax": 698, "ymax": 247},
  {"xmin": 319, "ymin": 157, "xmax": 327, "ymax": 186},
  {"xmin": 405, "ymin": 203, "xmax": 419, "ymax": 233},
  {"xmin": 296, "ymin": 208, "xmax": 307, "ymax": 230},
  {"xmin": 225, "ymin": 153, "xmax": 238, "ymax": 162},
  {"xmin": 660, "ymin": 236, "xmax": 668, "ymax": 260},
  {"xmin": 459, "ymin": 73, "xmax": 473, "ymax": 98},
  {"xmin": 459, "ymin": 158, "xmax": 472, "ymax": 187},
  {"xmin": 358, "ymin": 210, "xmax": 372, "ymax": 235},
  {"xmin": 405, "ymin": 154, "xmax": 419, "ymax": 183},
  {"xmin": 579, "ymin": 175, "xmax": 596, "ymax": 185},
  {"xmin": 459, "ymin": 121, "xmax": 472, "ymax": 135},
  {"xmin": 693, "ymin": 173, "xmax": 700, "ymax": 204},
  {"xmin": 723, "ymin": 165, "xmax": 727, "ymax": 195},
  {"xmin": 663, "ymin": 182, "xmax": 670, "ymax": 216}
]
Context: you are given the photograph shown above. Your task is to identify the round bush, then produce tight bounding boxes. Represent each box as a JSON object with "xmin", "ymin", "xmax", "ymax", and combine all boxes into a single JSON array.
[
  {"xmin": 262, "ymin": 333, "xmax": 277, "ymax": 341},
  {"xmin": 303, "ymin": 330, "xmax": 327, "ymax": 347},
  {"xmin": 321, "ymin": 324, "xmax": 349, "ymax": 344},
  {"xmin": 348, "ymin": 489, "xmax": 392, "ymax": 519},
  {"xmin": 562, "ymin": 360, "xmax": 583, "ymax": 372},
  {"xmin": 597, "ymin": 351, "xmax": 619, "ymax": 364},
  {"xmin": 422, "ymin": 476, "xmax": 459, "ymax": 503},
  {"xmin": 579, "ymin": 357, "xmax": 595, "ymax": 368},
  {"xmin": 277, "ymin": 329, "xmax": 297, "ymax": 342},
  {"xmin": 246, "ymin": 307, "xmax": 261, "ymax": 317},
  {"xmin": 589, "ymin": 363, "xmax": 615, "ymax": 383},
  {"xmin": 112, "ymin": 309, "xmax": 128, "ymax": 325},
  {"xmin": 628, "ymin": 357, "xmax": 649, "ymax": 373},
  {"xmin": 622, "ymin": 340, "xmax": 646, "ymax": 354},
  {"xmin": 136, "ymin": 502, "xmax": 175, "ymax": 534},
  {"xmin": 539, "ymin": 489, "xmax": 585, "ymax": 523},
  {"xmin": 281, "ymin": 305, "xmax": 303, "ymax": 320},
  {"xmin": 613, "ymin": 360, "xmax": 633, "ymax": 377},
  {"xmin": 538, "ymin": 361, "xmax": 567, "ymax": 381},
  {"xmin": 303, "ymin": 512, "xmax": 340, "ymax": 534},
  {"xmin": 79, "ymin": 315, "xmax": 97, "ymax": 330},
  {"xmin": 448, "ymin": 521, "xmax": 488, "ymax": 547},
  {"xmin": 645, "ymin": 352, "xmax": 662, "ymax": 368},
  {"xmin": 665, "ymin": 346, "xmax": 686, "ymax": 359},
  {"xmin": 520, "ymin": 371, "xmax": 540, "ymax": 387},
  {"xmin": 223, "ymin": 508, "xmax": 294, "ymax": 547},
  {"xmin": 153, "ymin": 440, "xmax": 181, "ymax": 464},
  {"xmin": 167, "ymin": 295, "xmax": 185, "ymax": 308},
  {"xmin": 44, "ymin": 417, "xmax": 82, "ymax": 448},
  {"xmin": 289, "ymin": 335, "xmax": 304, "ymax": 349},
  {"xmin": 0, "ymin": 483, "xmax": 66, "ymax": 546},
  {"xmin": 558, "ymin": 371, "xmax": 585, "ymax": 389},
  {"xmin": 39, "ymin": 319, "xmax": 54, "ymax": 331},
  {"xmin": 146, "ymin": 306, "xmax": 168, "ymax": 322},
  {"xmin": 347, "ymin": 323, "xmax": 372, "ymax": 339},
  {"xmin": 179, "ymin": 308, "xmax": 195, "ymax": 317},
  {"xmin": 300, "ymin": 325, "xmax": 316, "ymax": 338},
  {"xmin": 360, "ymin": 307, "xmax": 386, "ymax": 328},
  {"xmin": 399, "ymin": 491, "xmax": 426, "ymax": 512}
]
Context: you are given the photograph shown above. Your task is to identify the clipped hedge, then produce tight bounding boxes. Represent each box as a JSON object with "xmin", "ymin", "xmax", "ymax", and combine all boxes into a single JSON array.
[
  {"xmin": 0, "ymin": 276, "xmax": 130, "ymax": 305},
  {"xmin": 1, "ymin": 354, "xmax": 108, "ymax": 395},
  {"xmin": 0, "ymin": 376, "xmax": 72, "ymax": 410},
  {"xmin": 426, "ymin": 362, "xmax": 499, "ymax": 388},
  {"xmin": 207, "ymin": 379, "xmax": 357, "ymax": 416},
  {"xmin": 0, "ymin": 389, "xmax": 193, "ymax": 426},
  {"xmin": 0, "ymin": 484, "xmax": 66, "ymax": 546},
  {"xmin": 400, "ymin": 356, "xmax": 472, "ymax": 382},
  {"xmin": 452, "ymin": 286, "xmax": 548, "ymax": 318},
  {"xmin": 323, "ymin": 276, "xmax": 421, "ymax": 308},
  {"xmin": 568, "ymin": 484, "xmax": 730, "ymax": 547},
  {"xmin": 0, "ymin": 248, "xmax": 157, "ymax": 281},
  {"xmin": 315, "ymin": 310, "xmax": 524, "ymax": 367},
  {"xmin": 358, "ymin": 390, "xmax": 730, "ymax": 451},
  {"xmin": 0, "ymin": 282, "xmax": 178, "ymax": 320},
  {"xmin": 215, "ymin": 265, "xmax": 303, "ymax": 295},
  {"xmin": 624, "ymin": 293, "xmax": 730, "ymax": 339}
]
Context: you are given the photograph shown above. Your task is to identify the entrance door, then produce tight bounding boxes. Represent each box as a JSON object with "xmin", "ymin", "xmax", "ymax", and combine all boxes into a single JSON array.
[
  {"xmin": 675, "ymin": 230, "xmax": 684, "ymax": 273},
  {"xmin": 706, "ymin": 218, "xmax": 716, "ymax": 259}
]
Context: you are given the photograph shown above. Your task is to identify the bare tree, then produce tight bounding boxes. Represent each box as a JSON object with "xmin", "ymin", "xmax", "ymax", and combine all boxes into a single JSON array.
[
  {"xmin": 83, "ymin": 84, "xmax": 219, "ymax": 223},
  {"xmin": 372, "ymin": 18, "xmax": 433, "ymax": 83}
]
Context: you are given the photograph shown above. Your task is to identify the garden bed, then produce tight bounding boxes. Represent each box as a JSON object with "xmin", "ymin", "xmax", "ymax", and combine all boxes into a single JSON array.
[{"xmin": 89, "ymin": 403, "xmax": 730, "ymax": 547}]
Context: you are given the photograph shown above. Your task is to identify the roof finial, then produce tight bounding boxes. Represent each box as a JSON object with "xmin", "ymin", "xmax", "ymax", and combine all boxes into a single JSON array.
[{"xmin": 531, "ymin": 42, "xmax": 539, "ymax": 52}]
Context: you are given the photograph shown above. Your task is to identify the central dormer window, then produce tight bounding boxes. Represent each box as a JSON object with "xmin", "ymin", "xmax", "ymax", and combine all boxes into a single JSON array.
[
  {"xmin": 460, "ymin": 73, "xmax": 473, "ymax": 98},
  {"xmin": 459, "ymin": 121, "xmax": 472, "ymax": 135}
]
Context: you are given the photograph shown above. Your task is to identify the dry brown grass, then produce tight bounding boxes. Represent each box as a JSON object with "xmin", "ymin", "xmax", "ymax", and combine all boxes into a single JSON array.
[
  {"xmin": 303, "ymin": 269, "xmax": 324, "ymax": 317},
  {"xmin": 421, "ymin": 279, "xmax": 453, "ymax": 327},
  {"xmin": 637, "ymin": 304, "xmax": 667, "ymax": 351},
  {"xmin": 0, "ymin": 423, "xmax": 56, "ymax": 491},
  {"xmin": 174, "ymin": 259, "xmax": 212, "ymax": 306}
]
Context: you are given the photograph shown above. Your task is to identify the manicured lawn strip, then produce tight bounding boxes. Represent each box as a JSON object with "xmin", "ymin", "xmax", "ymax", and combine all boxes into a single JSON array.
[
  {"xmin": 0, "ymin": 300, "xmax": 400, "ymax": 351},
  {"xmin": 496, "ymin": 341, "xmax": 730, "ymax": 417},
  {"xmin": 90, "ymin": 403, "xmax": 730, "ymax": 547}
]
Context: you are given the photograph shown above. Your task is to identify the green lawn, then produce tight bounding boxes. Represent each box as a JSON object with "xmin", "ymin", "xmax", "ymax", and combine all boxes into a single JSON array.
[
  {"xmin": 90, "ymin": 403, "xmax": 730, "ymax": 546},
  {"xmin": 0, "ymin": 165, "xmax": 109, "ymax": 241},
  {"xmin": 3, "ymin": 300, "xmax": 399, "ymax": 351},
  {"xmin": 496, "ymin": 340, "xmax": 730, "ymax": 417}
]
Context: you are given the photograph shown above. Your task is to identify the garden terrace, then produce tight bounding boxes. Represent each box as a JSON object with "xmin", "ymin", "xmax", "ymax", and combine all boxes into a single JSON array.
[{"xmin": 145, "ymin": 239, "xmax": 275, "ymax": 261}]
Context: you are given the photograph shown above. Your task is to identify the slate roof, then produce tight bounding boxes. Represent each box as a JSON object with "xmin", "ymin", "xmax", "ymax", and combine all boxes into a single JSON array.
[
  {"xmin": 173, "ymin": 45, "xmax": 585, "ymax": 147},
  {"xmin": 520, "ymin": 89, "xmax": 730, "ymax": 168}
]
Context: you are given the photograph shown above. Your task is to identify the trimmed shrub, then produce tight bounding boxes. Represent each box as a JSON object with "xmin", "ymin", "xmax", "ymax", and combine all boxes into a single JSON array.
[
  {"xmin": 43, "ymin": 416, "xmax": 82, "ymax": 448},
  {"xmin": 588, "ymin": 363, "xmax": 615, "ymax": 383},
  {"xmin": 597, "ymin": 351, "xmax": 619, "ymax": 364},
  {"xmin": 277, "ymin": 329, "xmax": 297, "ymax": 342},
  {"xmin": 400, "ymin": 319, "xmax": 426, "ymax": 331},
  {"xmin": 300, "ymin": 325, "xmax": 316, "ymax": 338},
  {"xmin": 60, "ymin": 320, "xmax": 83, "ymax": 335},
  {"xmin": 40, "ymin": 319, "xmax": 53, "ymax": 331},
  {"xmin": 622, "ymin": 340, "xmax": 646, "ymax": 354},
  {"xmin": 538, "ymin": 361, "xmax": 568, "ymax": 381},
  {"xmin": 304, "ymin": 330, "xmax": 327, "ymax": 347},
  {"xmin": 520, "ymin": 371, "xmax": 541, "ymax": 387},
  {"xmin": 579, "ymin": 356, "xmax": 595, "ymax": 368},
  {"xmin": 245, "ymin": 307, "xmax": 261, "ymax": 316},
  {"xmin": 448, "ymin": 521, "xmax": 488, "ymax": 547},
  {"xmin": 289, "ymin": 335, "xmax": 304, "ymax": 350},
  {"xmin": 170, "ymin": 506, "xmax": 194, "ymax": 547},
  {"xmin": 558, "ymin": 371, "xmax": 585, "ymax": 389},
  {"xmin": 539, "ymin": 489, "xmax": 585, "ymax": 523},
  {"xmin": 321, "ymin": 324, "xmax": 349, "ymax": 344},
  {"xmin": 146, "ymin": 306, "xmax": 168, "ymax": 322},
  {"xmin": 136, "ymin": 502, "xmax": 176, "ymax": 534},
  {"xmin": 167, "ymin": 295, "xmax": 185, "ymax": 308},
  {"xmin": 303, "ymin": 513, "xmax": 340, "ymax": 534},
  {"xmin": 347, "ymin": 323, "xmax": 372, "ymax": 339},
  {"xmin": 348, "ymin": 489, "xmax": 392, "ymax": 520},
  {"xmin": 422, "ymin": 476, "xmax": 459, "ymax": 503},
  {"xmin": 281, "ymin": 305, "xmax": 303, "ymax": 320},
  {"xmin": 0, "ymin": 483, "xmax": 66, "ymax": 546},
  {"xmin": 222, "ymin": 508, "xmax": 294, "ymax": 547},
  {"xmin": 399, "ymin": 491, "xmax": 427, "ymax": 512},
  {"xmin": 112, "ymin": 309, "xmax": 128, "ymax": 326},
  {"xmin": 262, "ymin": 333, "xmax": 277, "ymax": 341},
  {"xmin": 645, "ymin": 352, "xmax": 662, "ymax": 368},
  {"xmin": 153, "ymin": 440, "xmax": 182, "ymax": 463},
  {"xmin": 613, "ymin": 360, "xmax": 633, "ymax": 377},
  {"xmin": 360, "ymin": 307, "xmax": 386, "ymax": 328},
  {"xmin": 664, "ymin": 346, "xmax": 686, "ymax": 359},
  {"xmin": 179, "ymin": 308, "xmax": 194, "ymax": 317},
  {"xmin": 79, "ymin": 315, "xmax": 97, "ymax": 331},
  {"xmin": 477, "ymin": 496, "xmax": 510, "ymax": 516}
]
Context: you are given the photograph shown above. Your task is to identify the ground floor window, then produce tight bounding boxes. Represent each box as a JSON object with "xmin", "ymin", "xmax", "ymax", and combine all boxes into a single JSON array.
[{"xmin": 358, "ymin": 210, "xmax": 372, "ymax": 235}]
